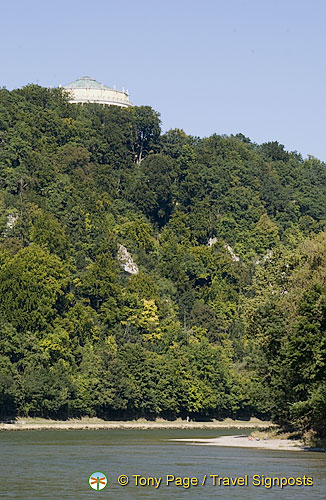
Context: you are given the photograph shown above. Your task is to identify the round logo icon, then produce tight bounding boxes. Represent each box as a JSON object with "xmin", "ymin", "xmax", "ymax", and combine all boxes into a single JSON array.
[{"xmin": 89, "ymin": 471, "xmax": 108, "ymax": 491}]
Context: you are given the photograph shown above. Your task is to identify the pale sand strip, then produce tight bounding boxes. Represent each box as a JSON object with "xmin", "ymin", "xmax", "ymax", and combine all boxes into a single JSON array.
[
  {"xmin": 170, "ymin": 435, "xmax": 307, "ymax": 451},
  {"xmin": 0, "ymin": 417, "xmax": 270, "ymax": 432}
]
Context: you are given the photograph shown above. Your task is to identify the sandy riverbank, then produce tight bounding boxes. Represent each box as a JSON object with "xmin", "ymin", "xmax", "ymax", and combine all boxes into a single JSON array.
[
  {"xmin": 0, "ymin": 417, "xmax": 271, "ymax": 432},
  {"xmin": 170, "ymin": 435, "xmax": 323, "ymax": 452}
]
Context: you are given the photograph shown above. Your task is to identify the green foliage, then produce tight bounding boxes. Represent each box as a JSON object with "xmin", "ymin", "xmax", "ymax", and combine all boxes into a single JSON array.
[
  {"xmin": 0, "ymin": 245, "xmax": 70, "ymax": 331},
  {"xmin": 0, "ymin": 84, "xmax": 324, "ymax": 438},
  {"xmin": 127, "ymin": 106, "xmax": 161, "ymax": 164}
]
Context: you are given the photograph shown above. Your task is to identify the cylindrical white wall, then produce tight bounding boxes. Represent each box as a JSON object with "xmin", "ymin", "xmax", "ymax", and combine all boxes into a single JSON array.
[{"xmin": 62, "ymin": 77, "xmax": 132, "ymax": 107}]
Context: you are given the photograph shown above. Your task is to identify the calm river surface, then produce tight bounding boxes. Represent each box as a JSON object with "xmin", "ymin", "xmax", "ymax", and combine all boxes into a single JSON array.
[{"xmin": 0, "ymin": 428, "xmax": 325, "ymax": 499}]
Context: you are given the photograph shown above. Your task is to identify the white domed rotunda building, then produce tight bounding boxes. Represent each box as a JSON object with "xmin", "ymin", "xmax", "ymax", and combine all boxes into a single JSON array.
[{"xmin": 62, "ymin": 76, "xmax": 132, "ymax": 107}]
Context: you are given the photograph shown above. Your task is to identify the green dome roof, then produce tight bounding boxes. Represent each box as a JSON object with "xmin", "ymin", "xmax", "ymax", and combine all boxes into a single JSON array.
[{"xmin": 63, "ymin": 76, "xmax": 112, "ymax": 90}]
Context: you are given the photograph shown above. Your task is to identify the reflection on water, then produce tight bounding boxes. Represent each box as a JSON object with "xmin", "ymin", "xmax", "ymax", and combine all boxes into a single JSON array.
[{"xmin": 0, "ymin": 428, "xmax": 325, "ymax": 499}]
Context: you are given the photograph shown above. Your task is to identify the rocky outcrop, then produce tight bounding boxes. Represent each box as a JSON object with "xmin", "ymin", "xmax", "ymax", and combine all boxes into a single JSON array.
[
  {"xmin": 224, "ymin": 243, "xmax": 240, "ymax": 262},
  {"xmin": 208, "ymin": 238, "xmax": 240, "ymax": 262},
  {"xmin": 3, "ymin": 213, "xmax": 18, "ymax": 237},
  {"xmin": 117, "ymin": 244, "xmax": 139, "ymax": 274}
]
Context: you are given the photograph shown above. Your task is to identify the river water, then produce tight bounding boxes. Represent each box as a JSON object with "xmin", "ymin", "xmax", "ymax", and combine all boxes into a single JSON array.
[{"xmin": 0, "ymin": 428, "xmax": 325, "ymax": 499}]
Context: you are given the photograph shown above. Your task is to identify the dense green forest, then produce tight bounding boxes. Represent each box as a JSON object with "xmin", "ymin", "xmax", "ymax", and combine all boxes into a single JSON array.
[{"xmin": 0, "ymin": 85, "xmax": 325, "ymax": 443}]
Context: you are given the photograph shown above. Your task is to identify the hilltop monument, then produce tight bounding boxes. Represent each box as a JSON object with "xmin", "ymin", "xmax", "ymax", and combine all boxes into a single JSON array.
[{"xmin": 62, "ymin": 76, "xmax": 132, "ymax": 107}]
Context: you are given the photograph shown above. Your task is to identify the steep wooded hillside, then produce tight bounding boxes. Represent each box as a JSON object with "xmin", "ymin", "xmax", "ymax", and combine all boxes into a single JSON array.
[{"xmin": 0, "ymin": 85, "xmax": 325, "ymax": 442}]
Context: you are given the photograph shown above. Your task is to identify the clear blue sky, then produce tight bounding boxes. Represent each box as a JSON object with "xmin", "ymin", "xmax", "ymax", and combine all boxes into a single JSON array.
[{"xmin": 2, "ymin": 0, "xmax": 326, "ymax": 159}]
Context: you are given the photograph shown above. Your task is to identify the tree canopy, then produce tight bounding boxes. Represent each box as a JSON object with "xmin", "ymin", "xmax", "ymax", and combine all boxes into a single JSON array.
[{"xmin": 0, "ymin": 85, "xmax": 325, "ymax": 443}]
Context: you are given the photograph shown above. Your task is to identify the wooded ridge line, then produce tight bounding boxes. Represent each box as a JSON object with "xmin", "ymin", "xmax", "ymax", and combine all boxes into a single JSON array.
[{"xmin": 0, "ymin": 85, "xmax": 325, "ymax": 446}]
